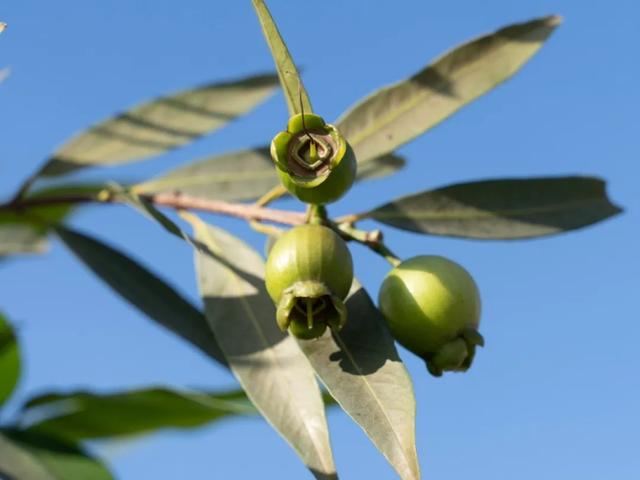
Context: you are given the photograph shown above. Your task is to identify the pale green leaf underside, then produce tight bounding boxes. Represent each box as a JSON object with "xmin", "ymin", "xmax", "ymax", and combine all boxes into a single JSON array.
[
  {"xmin": 40, "ymin": 72, "xmax": 279, "ymax": 176},
  {"xmin": 252, "ymin": 0, "xmax": 312, "ymax": 116},
  {"xmin": 337, "ymin": 15, "xmax": 561, "ymax": 163},
  {"xmin": 361, "ymin": 176, "xmax": 622, "ymax": 239},
  {"xmin": 133, "ymin": 147, "xmax": 405, "ymax": 201},
  {"xmin": 297, "ymin": 281, "xmax": 420, "ymax": 480},
  {"xmin": 189, "ymin": 217, "xmax": 336, "ymax": 479},
  {"xmin": 0, "ymin": 313, "xmax": 21, "ymax": 406},
  {"xmin": 0, "ymin": 430, "xmax": 112, "ymax": 480},
  {"xmin": 0, "ymin": 223, "xmax": 48, "ymax": 256},
  {"xmin": 20, "ymin": 387, "xmax": 255, "ymax": 441}
]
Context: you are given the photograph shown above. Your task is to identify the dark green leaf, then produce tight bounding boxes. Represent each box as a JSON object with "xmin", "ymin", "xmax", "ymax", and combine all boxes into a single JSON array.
[
  {"xmin": 359, "ymin": 176, "xmax": 622, "ymax": 239},
  {"xmin": 0, "ymin": 429, "xmax": 112, "ymax": 480},
  {"xmin": 39, "ymin": 73, "xmax": 279, "ymax": 176},
  {"xmin": 337, "ymin": 16, "xmax": 561, "ymax": 163},
  {"xmin": 0, "ymin": 313, "xmax": 20, "ymax": 407},
  {"xmin": 188, "ymin": 215, "xmax": 336, "ymax": 479},
  {"xmin": 133, "ymin": 148, "xmax": 405, "ymax": 202},
  {"xmin": 54, "ymin": 226, "xmax": 227, "ymax": 368},
  {"xmin": 252, "ymin": 0, "xmax": 312, "ymax": 116},
  {"xmin": 20, "ymin": 387, "xmax": 255, "ymax": 441},
  {"xmin": 297, "ymin": 281, "xmax": 420, "ymax": 480}
]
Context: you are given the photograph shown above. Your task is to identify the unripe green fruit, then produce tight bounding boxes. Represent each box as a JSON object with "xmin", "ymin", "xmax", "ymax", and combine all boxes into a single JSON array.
[
  {"xmin": 265, "ymin": 224, "xmax": 353, "ymax": 339},
  {"xmin": 378, "ymin": 255, "xmax": 483, "ymax": 377},
  {"xmin": 270, "ymin": 113, "xmax": 357, "ymax": 205}
]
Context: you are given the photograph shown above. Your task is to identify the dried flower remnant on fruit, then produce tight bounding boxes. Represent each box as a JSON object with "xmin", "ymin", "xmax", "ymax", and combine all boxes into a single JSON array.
[
  {"xmin": 270, "ymin": 113, "xmax": 357, "ymax": 204},
  {"xmin": 265, "ymin": 224, "xmax": 354, "ymax": 339}
]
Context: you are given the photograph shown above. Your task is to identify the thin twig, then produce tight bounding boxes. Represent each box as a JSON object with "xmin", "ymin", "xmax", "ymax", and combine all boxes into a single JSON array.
[{"xmin": 0, "ymin": 191, "xmax": 306, "ymax": 227}]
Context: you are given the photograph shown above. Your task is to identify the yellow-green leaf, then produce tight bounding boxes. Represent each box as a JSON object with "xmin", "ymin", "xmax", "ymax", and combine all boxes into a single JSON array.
[
  {"xmin": 337, "ymin": 16, "xmax": 561, "ymax": 163},
  {"xmin": 39, "ymin": 73, "xmax": 279, "ymax": 176},
  {"xmin": 0, "ymin": 313, "xmax": 20, "ymax": 406},
  {"xmin": 252, "ymin": 0, "xmax": 312, "ymax": 116},
  {"xmin": 297, "ymin": 281, "xmax": 420, "ymax": 480},
  {"xmin": 188, "ymin": 215, "xmax": 336, "ymax": 479}
]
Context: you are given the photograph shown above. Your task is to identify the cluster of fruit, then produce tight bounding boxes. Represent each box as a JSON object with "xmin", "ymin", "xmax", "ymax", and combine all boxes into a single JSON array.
[{"xmin": 265, "ymin": 113, "xmax": 483, "ymax": 376}]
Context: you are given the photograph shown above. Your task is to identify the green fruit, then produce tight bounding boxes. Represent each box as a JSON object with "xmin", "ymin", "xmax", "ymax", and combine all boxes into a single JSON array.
[
  {"xmin": 378, "ymin": 255, "xmax": 483, "ymax": 377},
  {"xmin": 265, "ymin": 224, "xmax": 353, "ymax": 339},
  {"xmin": 270, "ymin": 113, "xmax": 357, "ymax": 204}
]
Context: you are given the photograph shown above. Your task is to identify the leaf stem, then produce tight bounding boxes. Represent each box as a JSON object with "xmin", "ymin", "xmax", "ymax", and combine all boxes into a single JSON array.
[{"xmin": 332, "ymin": 222, "xmax": 401, "ymax": 267}]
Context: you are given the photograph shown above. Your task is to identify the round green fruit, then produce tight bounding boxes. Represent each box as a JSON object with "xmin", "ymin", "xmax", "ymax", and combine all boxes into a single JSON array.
[
  {"xmin": 378, "ymin": 255, "xmax": 483, "ymax": 377},
  {"xmin": 265, "ymin": 224, "xmax": 353, "ymax": 339},
  {"xmin": 270, "ymin": 113, "xmax": 357, "ymax": 205}
]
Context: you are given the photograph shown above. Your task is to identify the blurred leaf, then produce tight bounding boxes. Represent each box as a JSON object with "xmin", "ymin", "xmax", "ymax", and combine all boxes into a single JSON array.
[
  {"xmin": 0, "ymin": 429, "xmax": 112, "ymax": 480},
  {"xmin": 0, "ymin": 183, "xmax": 107, "ymax": 257},
  {"xmin": 297, "ymin": 281, "xmax": 420, "ymax": 480},
  {"xmin": 337, "ymin": 15, "xmax": 561, "ymax": 163},
  {"xmin": 358, "ymin": 176, "xmax": 622, "ymax": 239},
  {"xmin": 134, "ymin": 148, "xmax": 279, "ymax": 202},
  {"xmin": 0, "ymin": 222, "xmax": 48, "ymax": 256},
  {"xmin": 133, "ymin": 148, "xmax": 405, "ymax": 202},
  {"xmin": 0, "ymin": 313, "xmax": 20, "ymax": 407},
  {"xmin": 188, "ymin": 216, "xmax": 337, "ymax": 479},
  {"xmin": 21, "ymin": 387, "xmax": 255, "ymax": 441},
  {"xmin": 252, "ymin": 0, "xmax": 312, "ymax": 116},
  {"xmin": 39, "ymin": 72, "xmax": 280, "ymax": 176},
  {"xmin": 356, "ymin": 154, "xmax": 406, "ymax": 181},
  {"xmin": 54, "ymin": 226, "xmax": 227, "ymax": 368}
]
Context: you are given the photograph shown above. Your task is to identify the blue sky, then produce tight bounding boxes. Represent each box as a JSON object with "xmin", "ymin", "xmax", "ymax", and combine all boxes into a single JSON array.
[{"xmin": 1, "ymin": 0, "xmax": 639, "ymax": 478}]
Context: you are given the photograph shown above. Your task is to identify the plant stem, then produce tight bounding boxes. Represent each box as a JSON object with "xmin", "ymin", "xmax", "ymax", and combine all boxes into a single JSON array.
[
  {"xmin": 333, "ymin": 222, "xmax": 401, "ymax": 267},
  {"xmin": 0, "ymin": 191, "xmax": 306, "ymax": 227}
]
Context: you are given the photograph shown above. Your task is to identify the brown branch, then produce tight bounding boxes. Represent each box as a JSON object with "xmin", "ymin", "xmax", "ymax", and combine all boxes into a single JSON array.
[{"xmin": 0, "ymin": 191, "xmax": 306, "ymax": 227}]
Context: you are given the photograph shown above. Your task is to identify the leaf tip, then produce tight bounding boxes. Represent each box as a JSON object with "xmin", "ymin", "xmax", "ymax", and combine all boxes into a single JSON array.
[{"xmin": 546, "ymin": 14, "xmax": 564, "ymax": 27}]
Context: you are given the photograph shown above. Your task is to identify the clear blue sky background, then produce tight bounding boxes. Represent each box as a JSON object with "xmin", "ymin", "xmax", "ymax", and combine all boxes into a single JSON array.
[{"xmin": 1, "ymin": 1, "xmax": 638, "ymax": 479}]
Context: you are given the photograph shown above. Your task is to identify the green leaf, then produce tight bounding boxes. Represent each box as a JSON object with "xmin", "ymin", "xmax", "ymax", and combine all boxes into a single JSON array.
[
  {"xmin": 188, "ymin": 216, "xmax": 337, "ymax": 479},
  {"xmin": 358, "ymin": 176, "xmax": 622, "ymax": 239},
  {"xmin": 134, "ymin": 147, "xmax": 280, "ymax": 202},
  {"xmin": 252, "ymin": 0, "xmax": 312, "ymax": 116},
  {"xmin": 20, "ymin": 387, "xmax": 255, "ymax": 441},
  {"xmin": 0, "ymin": 313, "xmax": 21, "ymax": 407},
  {"xmin": 54, "ymin": 226, "xmax": 227, "ymax": 368},
  {"xmin": 297, "ymin": 281, "xmax": 420, "ymax": 480},
  {"xmin": 133, "ymin": 148, "xmax": 405, "ymax": 202},
  {"xmin": 39, "ymin": 72, "xmax": 280, "ymax": 176},
  {"xmin": 337, "ymin": 15, "xmax": 562, "ymax": 163},
  {"xmin": 0, "ymin": 429, "xmax": 112, "ymax": 480}
]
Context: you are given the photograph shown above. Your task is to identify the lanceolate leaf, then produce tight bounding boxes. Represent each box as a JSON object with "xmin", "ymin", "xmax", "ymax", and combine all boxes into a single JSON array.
[
  {"xmin": 54, "ymin": 226, "xmax": 227, "ymax": 368},
  {"xmin": 252, "ymin": 0, "xmax": 312, "ymax": 116},
  {"xmin": 134, "ymin": 148, "xmax": 280, "ymax": 202},
  {"xmin": 20, "ymin": 387, "xmax": 255, "ymax": 441},
  {"xmin": 133, "ymin": 148, "xmax": 405, "ymax": 202},
  {"xmin": 0, "ymin": 313, "xmax": 21, "ymax": 406},
  {"xmin": 39, "ymin": 72, "xmax": 279, "ymax": 176},
  {"xmin": 188, "ymin": 216, "xmax": 336, "ymax": 479},
  {"xmin": 297, "ymin": 282, "xmax": 420, "ymax": 480},
  {"xmin": 0, "ymin": 429, "xmax": 112, "ymax": 480},
  {"xmin": 337, "ymin": 16, "xmax": 561, "ymax": 163},
  {"xmin": 358, "ymin": 176, "xmax": 622, "ymax": 239}
]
